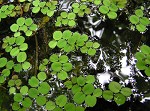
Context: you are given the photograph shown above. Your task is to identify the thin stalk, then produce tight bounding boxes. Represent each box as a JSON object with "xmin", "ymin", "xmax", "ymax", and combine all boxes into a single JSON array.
[{"xmin": 35, "ymin": 35, "xmax": 38, "ymax": 75}]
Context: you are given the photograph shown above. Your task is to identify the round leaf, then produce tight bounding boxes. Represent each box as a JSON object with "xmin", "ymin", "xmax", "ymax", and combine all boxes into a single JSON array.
[
  {"xmin": 17, "ymin": 52, "xmax": 27, "ymax": 62},
  {"xmin": 55, "ymin": 95, "xmax": 67, "ymax": 107},
  {"xmin": 109, "ymin": 81, "xmax": 122, "ymax": 93},
  {"xmin": 73, "ymin": 92, "xmax": 85, "ymax": 104},
  {"xmin": 85, "ymin": 95, "xmax": 96, "ymax": 107}
]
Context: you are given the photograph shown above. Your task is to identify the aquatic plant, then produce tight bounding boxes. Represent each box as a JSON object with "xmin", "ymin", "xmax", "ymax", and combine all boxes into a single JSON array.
[
  {"xmin": 129, "ymin": 8, "xmax": 150, "ymax": 32},
  {"xmin": 55, "ymin": 12, "xmax": 76, "ymax": 27},
  {"xmin": 135, "ymin": 45, "xmax": 150, "ymax": 76},
  {"xmin": 0, "ymin": 0, "xmax": 149, "ymax": 110}
]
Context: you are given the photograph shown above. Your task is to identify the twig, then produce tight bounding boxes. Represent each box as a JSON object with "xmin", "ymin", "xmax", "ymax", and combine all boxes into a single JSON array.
[{"xmin": 35, "ymin": 34, "xmax": 38, "ymax": 75}]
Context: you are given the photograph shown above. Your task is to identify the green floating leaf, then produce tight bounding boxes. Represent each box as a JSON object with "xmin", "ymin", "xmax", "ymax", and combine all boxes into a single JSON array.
[
  {"xmin": 17, "ymin": 52, "xmax": 27, "ymax": 63},
  {"xmin": 99, "ymin": 5, "xmax": 109, "ymax": 14},
  {"xmin": 46, "ymin": 101, "xmax": 56, "ymax": 110},
  {"xmin": 25, "ymin": 18, "xmax": 33, "ymax": 26},
  {"xmin": 48, "ymin": 40, "xmax": 57, "ymax": 49},
  {"xmin": 136, "ymin": 60, "xmax": 146, "ymax": 70},
  {"xmin": 109, "ymin": 81, "xmax": 122, "ymax": 93},
  {"xmin": 51, "ymin": 62, "xmax": 62, "ymax": 72},
  {"xmin": 135, "ymin": 52, "xmax": 145, "ymax": 61},
  {"xmin": 61, "ymin": 12, "xmax": 68, "ymax": 18},
  {"xmin": 25, "ymin": 30, "xmax": 33, "ymax": 36},
  {"xmin": 107, "ymin": 11, "xmax": 117, "ymax": 19},
  {"xmin": 32, "ymin": 6, "xmax": 40, "ymax": 13},
  {"xmin": 59, "ymin": 55, "xmax": 68, "ymax": 63},
  {"xmin": 36, "ymin": 95, "xmax": 46, "ymax": 106},
  {"xmin": 93, "ymin": 88, "xmax": 103, "ymax": 97},
  {"xmin": 10, "ymin": 47, "xmax": 20, "ymax": 57},
  {"xmin": 103, "ymin": 0, "xmax": 111, "ymax": 6},
  {"xmin": 88, "ymin": 48, "xmax": 96, "ymax": 56},
  {"xmin": 145, "ymin": 68, "xmax": 150, "ymax": 76},
  {"xmin": 102, "ymin": 90, "xmax": 113, "ymax": 100},
  {"xmin": 85, "ymin": 95, "xmax": 97, "ymax": 107},
  {"xmin": 49, "ymin": 54, "xmax": 59, "ymax": 62},
  {"xmin": 29, "ymin": 76, "xmax": 39, "ymax": 87},
  {"xmin": 83, "ymin": 83, "xmax": 95, "ymax": 95},
  {"xmin": 140, "ymin": 17, "xmax": 150, "ymax": 26},
  {"xmin": 57, "ymin": 39, "xmax": 67, "ymax": 48},
  {"xmin": 56, "ymin": 95, "xmax": 67, "ymax": 107},
  {"xmin": 85, "ymin": 75, "xmax": 95, "ymax": 83},
  {"xmin": 17, "ymin": 17, "xmax": 25, "ymax": 26},
  {"xmin": 29, "ymin": 24, "xmax": 37, "ymax": 31},
  {"xmin": 0, "ymin": 57, "xmax": 7, "ymax": 68},
  {"xmin": 114, "ymin": 93, "xmax": 126, "ymax": 105},
  {"xmin": 63, "ymin": 63, "xmax": 72, "ymax": 72},
  {"xmin": 135, "ymin": 9, "xmax": 143, "ymax": 17},
  {"xmin": 22, "ymin": 97, "xmax": 32, "ymax": 108},
  {"xmin": 53, "ymin": 31, "xmax": 63, "ymax": 40},
  {"xmin": 121, "ymin": 87, "xmax": 132, "ymax": 97},
  {"xmin": 38, "ymin": 82, "xmax": 51, "ymax": 94},
  {"xmin": 64, "ymin": 81, "xmax": 72, "ymax": 89},
  {"xmin": 0, "ymin": 76, "xmax": 5, "ymax": 83},
  {"xmin": 77, "ymin": 76, "xmax": 85, "ymax": 86},
  {"xmin": 14, "ymin": 64, "xmax": 22, "ymax": 72},
  {"xmin": 64, "ymin": 103, "xmax": 76, "ymax": 111},
  {"xmin": 22, "ymin": 61, "xmax": 31, "ymax": 70},
  {"xmin": 10, "ymin": 24, "xmax": 19, "ymax": 32},
  {"xmin": 9, "ymin": 87, "xmax": 16, "ymax": 94},
  {"xmin": 73, "ymin": 92, "xmax": 85, "ymax": 104},
  {"xmin": 47, "ymin": 10, "xmax": 54, "ymax": 17},
  {"xmin": 71, "ymin": 85, "xmax": 81, "ymax": 94},
  {"xmin": 57, "ymin": 71, "xmax": 68, "ymax": 80},
  {"xmin": 12, "ymin": 102, "xmax": 20, "ymax": 110},
  {"xmin": 28, "ymin": 88, "xmax": 39, "ymax": 98},
  {"xmin": 20, "ymin": 86, "xmax": 28, "ymax": 95},
  {"xmin": 140, "ymin": 45, "xmax": 150, "ymax": 54},
  {"xmin": 19, "ymin": 43, "xmax": 28, "ymax": 51},
  {"xmin": 129, "ymin": 15, "xmax": 139, "ymax": 24},
  {"xmin": 14, "ymin": 93, "xmax": 23, "ymax": 102},
  {"xmin": 136, "ymin": 23, "xmax": 146, "ymax": 32},
  {"xmin": 76, "ymin": 106, "xmax": 85, "ymax": 111},
  {"xmin": 37, "ymin": 72, "xmax": 47, "ymax": 81}
]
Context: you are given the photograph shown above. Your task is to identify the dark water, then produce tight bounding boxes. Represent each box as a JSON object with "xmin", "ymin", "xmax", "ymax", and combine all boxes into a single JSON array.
[{"xmin": 0, "ymin": 0, "xmax": 150, "ymax": 111}]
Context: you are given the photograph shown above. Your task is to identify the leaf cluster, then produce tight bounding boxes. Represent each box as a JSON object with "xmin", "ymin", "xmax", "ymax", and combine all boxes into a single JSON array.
[
  {"xmin": 50, "ymin": 54, "xmax": 72, "ymax": 80},
  {"xmin": 102, "ymin": 81, "xmax": 132, "ymax": 105},
  {"xmin": 64, "ymin": 75, "xmax": 102, "ymax": 107},
  {"xmin": 0, "ymin": 4, "xmax": 21, "ymax": 21},
  {"xmin": 135, "ymin": 45, "xmax": 150, "ymax": 76},
  {"xmin": 99, "ymin": 0, "xmax": 119, "ymax": 19},
  {"xmin": 129, "ymin": 9, "xmax": 150, "ymax": 32},
  {"xmin": 10, "ymin": 17, "xmax": 38, "ymax": 36},
  {"xmin": 72, "ymin": 2, "xmax": 91, "ymax": 17},
  {"xmin": 32, "ymin": 0, "xmax": 57, "ymax": 17},
  {"xmin": 49, "ymin": 30, "xmax": 100, "ymax": 56},
  {"xmin": 55, "ymin": 12, "xmax": 76, "ymax": 27}
]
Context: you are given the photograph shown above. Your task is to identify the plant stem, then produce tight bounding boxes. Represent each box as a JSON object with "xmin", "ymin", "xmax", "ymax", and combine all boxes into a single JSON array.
[{"xmin": 35, "ymin": 34, "xmax": 38, "ymax": 75}]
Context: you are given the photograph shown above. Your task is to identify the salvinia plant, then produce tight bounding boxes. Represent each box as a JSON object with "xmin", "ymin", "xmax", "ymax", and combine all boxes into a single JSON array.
[{"xmin": 0, "ymin": 0, "xmax": 149, "ymax": 110}]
